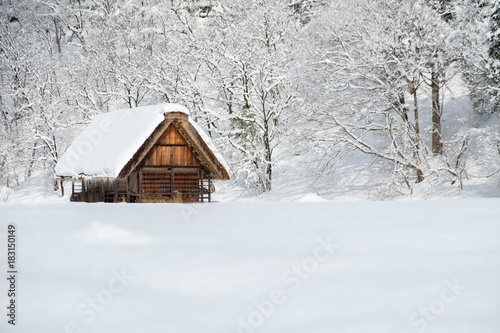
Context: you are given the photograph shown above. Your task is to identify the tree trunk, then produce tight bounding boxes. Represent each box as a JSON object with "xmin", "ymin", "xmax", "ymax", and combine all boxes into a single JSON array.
[
  {"xmin": 53, "ymin": 18, "xmax": 62, "ymax": 54},
  {"xmin": 398, "ymin": 92, "xmax": 408, "ymax": 121},
  {"xmin": 263, "ymin": 107, "xmax": 272, "ymax": 192},
  {"xmin": 412, "ymin": 87, "xmax": 424, "ymax": 182},
  {"xmin": 431, "ymin": 69, "xmax": 442, "ymax": 154}
]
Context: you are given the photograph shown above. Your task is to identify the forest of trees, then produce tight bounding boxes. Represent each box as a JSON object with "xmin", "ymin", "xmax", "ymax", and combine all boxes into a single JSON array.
[{"xmin": 1, "ymin": 0, "xmax": 499, "ymax": 197}]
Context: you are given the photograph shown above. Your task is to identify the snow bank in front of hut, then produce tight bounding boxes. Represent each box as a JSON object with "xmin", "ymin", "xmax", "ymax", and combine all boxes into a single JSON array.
[
  {"xmin": 296, "ymin": 193, "xmax": 331, "ymax": 202},
  {"xmin": 55, "ymin": 104, "xmax": 228, "ymax": 179},
  {"xmin": 1, "ymin": 199, "xmax": 499, "ymax": 332}
]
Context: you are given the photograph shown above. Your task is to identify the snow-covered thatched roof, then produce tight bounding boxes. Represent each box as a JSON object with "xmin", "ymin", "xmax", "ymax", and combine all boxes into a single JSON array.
[{"xmin": 55, "ymin": 104, "xmax": 230, "ymax": 180}]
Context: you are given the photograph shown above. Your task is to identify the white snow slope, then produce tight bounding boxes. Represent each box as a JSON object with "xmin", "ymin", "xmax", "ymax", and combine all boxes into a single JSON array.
[{"xmin": 0, "ymin": 199, "xmax": 499, "ymax": 333}]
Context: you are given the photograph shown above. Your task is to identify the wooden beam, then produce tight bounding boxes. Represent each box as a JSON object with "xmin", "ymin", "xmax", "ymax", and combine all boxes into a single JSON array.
[
  {"xmin": 141, "ymin": 166, "xmax": 199, "ymax": 174},
  {"xmin": 155, "ymin": 144, "xmax": 189, "ymax": 147}
]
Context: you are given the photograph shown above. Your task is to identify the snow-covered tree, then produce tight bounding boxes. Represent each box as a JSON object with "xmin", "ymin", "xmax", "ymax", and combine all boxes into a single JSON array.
[
  {"xmin": 487, "ymin": 0, "xmax": 500, "ymax": 113},
  {"xmin": 1, "ymin": 0, "xmax": 498, "ymax": 197},
  {"xmin": 294, "ymin": 0, "xmax": 484, "ymax": 192},
  {"xmin": 201, "ymin": 0, "xmax": 297, "ymax": 193}
]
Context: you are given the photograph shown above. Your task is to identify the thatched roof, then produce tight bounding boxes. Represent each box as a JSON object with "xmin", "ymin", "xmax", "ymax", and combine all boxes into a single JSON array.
[{"xmin": 55, "ymin": 104, "xmax": 230, "ymax": 180}]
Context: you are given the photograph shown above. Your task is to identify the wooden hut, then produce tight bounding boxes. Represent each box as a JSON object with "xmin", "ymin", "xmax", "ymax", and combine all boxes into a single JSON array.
[{"xmin": 55, "ymin": 104, "xmax": 230, "ymax": 203}]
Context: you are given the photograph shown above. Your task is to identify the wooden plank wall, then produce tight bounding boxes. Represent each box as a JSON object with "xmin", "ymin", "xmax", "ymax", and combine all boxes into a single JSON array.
[{"xmin": 143, "ymin": 125, "xmax": 200, "ymax": 167}]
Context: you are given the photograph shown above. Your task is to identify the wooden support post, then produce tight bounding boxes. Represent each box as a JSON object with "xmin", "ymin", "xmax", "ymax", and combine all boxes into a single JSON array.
[
  {"xmin": 126, "ymin": 177, "xmax": 130, "ymax": 203},
  {"xmin": 200, "ymin": 169, "xmax": 204, "ymax": 202},
  {"xmin": 60, "ymin": 177, "xmax": 65, "ymax": 197},
  {"xmin": 171, "ymin": 170, "xmax": 175, "ymax": 200},
  {"xmin": 138, "ymin": 169, "xmax": 143, "ymax": 203},
  {"xmin": 208, "ymin": 172, "xmax": 211, "ymax": 202},
  {"xmin": 71, "ymin": 179, "xmax": 75, "ymax": 196},
  {"xmin": 113, "ymin": 179, "xmax": 117, "ymax": 203}
]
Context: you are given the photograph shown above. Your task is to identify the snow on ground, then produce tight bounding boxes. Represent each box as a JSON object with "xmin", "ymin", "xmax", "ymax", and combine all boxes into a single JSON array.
[{"xmin": 1, "ymin": 199, "xmax": 499, "ymax": 333}]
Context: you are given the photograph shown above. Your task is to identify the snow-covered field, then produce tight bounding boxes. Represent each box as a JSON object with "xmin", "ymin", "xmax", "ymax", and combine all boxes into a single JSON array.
[{"xmin": 1, "ymin": 199, "xmax": 499, "ymax": 333}]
